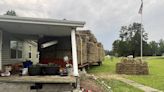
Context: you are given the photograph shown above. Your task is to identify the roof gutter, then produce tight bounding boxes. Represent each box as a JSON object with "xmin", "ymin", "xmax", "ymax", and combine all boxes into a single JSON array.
[{"xmin": 0, "ymin": 15, "xmax": 85, "ymax": 27}]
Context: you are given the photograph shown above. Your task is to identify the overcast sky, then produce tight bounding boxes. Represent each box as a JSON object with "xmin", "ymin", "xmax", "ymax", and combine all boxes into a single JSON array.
[{"xmin": 0, "ymin": 0, "xmax": 164, "ymax": 50}]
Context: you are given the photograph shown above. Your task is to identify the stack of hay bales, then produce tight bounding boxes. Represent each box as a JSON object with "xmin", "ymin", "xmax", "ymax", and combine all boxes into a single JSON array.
[
  {"xmin": 76, "ymin": 30, "xmax": 105, "ymax": 65},
  {"xmin": 76, "ymin": 33, "xmax": 88, "ymax": 65},
  {"xmin": 87, "ymin": 42, "xmax": 98, "ymax": 63},
  {"xmin": 116, "ymin": 58, "xmax": 149, "ymax": 75},
  {"xmin": 97, "ymin": 43, "xmax": 105, "ymax": 62}
]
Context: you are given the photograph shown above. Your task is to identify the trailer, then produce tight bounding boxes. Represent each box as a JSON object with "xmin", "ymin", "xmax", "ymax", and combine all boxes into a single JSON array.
[
  {"xmin": 76, "ymin": 30, "xmax": 105, "ymax": 67},
  {"xmin": 38, "ymin": 30, "xmax": 105, "ymax": 70}
]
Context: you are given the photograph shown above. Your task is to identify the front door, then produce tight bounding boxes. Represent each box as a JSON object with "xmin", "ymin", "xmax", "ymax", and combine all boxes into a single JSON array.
[{"xmin": 0, "ymin": 30, "xmax": 2, "ymax": 70}]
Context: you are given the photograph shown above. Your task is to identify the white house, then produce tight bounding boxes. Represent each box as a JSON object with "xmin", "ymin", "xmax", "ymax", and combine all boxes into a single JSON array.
[{"xmin": 0, "ymin": 15, "xmax": 85, "ymax": 76}]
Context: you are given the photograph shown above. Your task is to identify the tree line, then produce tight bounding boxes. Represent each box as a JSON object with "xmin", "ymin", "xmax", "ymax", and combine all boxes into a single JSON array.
[{"xmin": 108, "ymin": 22, "xmax": 164, "ymax": 57}]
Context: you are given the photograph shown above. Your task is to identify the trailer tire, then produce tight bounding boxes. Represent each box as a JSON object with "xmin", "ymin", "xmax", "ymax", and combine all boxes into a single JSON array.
[
  {"xmin": 85, "ymin": 65, "xmax": 90, "ymax": 70},
  {"xmin": 98, "ymin": 62, "xmax": 102, "ymax": 66}
]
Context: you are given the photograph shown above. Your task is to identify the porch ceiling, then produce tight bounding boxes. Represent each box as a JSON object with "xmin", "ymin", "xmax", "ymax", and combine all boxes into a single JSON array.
[{"xmin": 0, "ymin": 15, "xmax": 85, "ymax": 36}]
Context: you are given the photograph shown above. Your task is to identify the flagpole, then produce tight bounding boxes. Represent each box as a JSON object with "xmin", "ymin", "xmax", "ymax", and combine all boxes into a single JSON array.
[
  {"xmin": 141, "ymin": 13, "xmax": 143, "ymax": 60},
  {"xmin": 139, "ymin": 0, "xmax": 143, "ymax": 60}
]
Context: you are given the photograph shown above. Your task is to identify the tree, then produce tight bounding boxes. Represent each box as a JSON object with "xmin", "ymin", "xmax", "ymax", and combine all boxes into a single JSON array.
[
  {"xmin": 105, "ymin": 50, "xmax": 110, "ymax": 55},
  {"xmin": 149, "ymin": 41, "xmax": 158, "ymax": 56},
  {"xmin": 112, "ymin": 22, "xmax": 148, "ymax": 57},
  {"xmin": 112, "ymin": 40, "xmax": 120, "ymax": 54},
  {"xmin": 4, "ymin": 10, "xmax": 17, "ymax": 16},
  {"xmin": 158, "ymin": 39, "xmax": 164, "ymax": 55},
  {"xmin": 119, "ymin": 26, "xmax": 128, "ymax": 41}
]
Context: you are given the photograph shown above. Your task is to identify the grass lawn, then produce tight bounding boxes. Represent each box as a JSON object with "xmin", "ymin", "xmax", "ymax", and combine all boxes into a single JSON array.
[
  {"xmin": 88, "ymin": 56, "xmax": 164, "ymax": 91},
  {"xmin": 88, "ymin": 57, "xmax": 143, "ymax": 92},
  {"xmin": 88, "ymin": 57, "xmax": 120, "ymax": 74},
  {"xmin": 127, "ymin": 57, "xmax": 164, "ymax": 91},
  {"xmin": 100, "ymin": 79, "xmax": 143, "ymax": 92}
]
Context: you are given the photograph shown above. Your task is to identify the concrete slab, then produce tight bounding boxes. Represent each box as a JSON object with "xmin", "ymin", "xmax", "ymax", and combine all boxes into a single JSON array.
[
  {"xmin": 0, "ymin": 76, "xmax": 76, "ymax": 84},
  {"xmin": 0, "ymin": 82, "xmax": 74, "ymax": 92}
]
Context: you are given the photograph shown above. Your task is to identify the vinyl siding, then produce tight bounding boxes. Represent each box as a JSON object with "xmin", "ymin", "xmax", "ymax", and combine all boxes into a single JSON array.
[
  {"xmin": 1, "ymin": 31, "xmax": 39, "ymax": 65},
  {"xmin": 1, "ymin": 31, "xmax": 24, "ymax": 65}
]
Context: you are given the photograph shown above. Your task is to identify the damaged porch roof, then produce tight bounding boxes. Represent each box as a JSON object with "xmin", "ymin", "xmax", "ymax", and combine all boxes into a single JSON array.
[{"xmin": 0, "ymin": 15, "xmax": 85, "ymax": 36}]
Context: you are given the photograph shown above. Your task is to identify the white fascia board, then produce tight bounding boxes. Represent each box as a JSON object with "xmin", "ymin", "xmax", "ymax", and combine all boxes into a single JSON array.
[{"xmin": 0, "ymin": 15, "xmax": 85, "ymax": 27}]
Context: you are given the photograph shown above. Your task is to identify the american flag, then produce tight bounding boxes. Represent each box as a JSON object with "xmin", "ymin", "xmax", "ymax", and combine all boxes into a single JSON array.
[{"xmin": 138, "ymin": 0, "xmax": 143, "ymax": 14}]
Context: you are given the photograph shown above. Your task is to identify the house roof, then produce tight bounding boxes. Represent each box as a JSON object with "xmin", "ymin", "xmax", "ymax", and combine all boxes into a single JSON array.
[
  {"xmin": 0, "ymin": 15, "xmax": 85, "ymax": 27},
  {"xmin": 0, "ymin": 15, "xmax": 85, "ymax": 36}
]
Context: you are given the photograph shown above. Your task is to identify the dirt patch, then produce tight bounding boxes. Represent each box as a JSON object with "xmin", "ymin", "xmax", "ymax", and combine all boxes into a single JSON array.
[{"xmin": 80, "ymin": 78, "xmax": 104, "ymax": 92}]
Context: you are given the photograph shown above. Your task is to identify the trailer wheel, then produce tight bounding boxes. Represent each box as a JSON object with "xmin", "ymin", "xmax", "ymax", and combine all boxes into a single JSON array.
[
  {"xmin": 98, "ymin": 62, "xmax": 102, "ymax": 66},
  {"xmin": 80, "ymin": 68, "xmax": 83, "ymax": 71},
  {"xmin": 72, "ymin": 83, "xmax": 77, "ymax": 88},
  {"xmin": 85, "ymin": 65, "xmax": 90, "ymax": 70}
]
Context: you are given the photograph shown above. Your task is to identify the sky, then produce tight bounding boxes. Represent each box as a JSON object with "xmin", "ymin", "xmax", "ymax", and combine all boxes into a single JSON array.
[{"xmin": 0, "ymin": 0, "xmax": 164, "ymax": 50}]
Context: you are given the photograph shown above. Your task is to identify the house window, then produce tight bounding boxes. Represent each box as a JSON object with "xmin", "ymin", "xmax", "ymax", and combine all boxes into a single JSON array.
[
  {"xmin": 10, "ymin": 41, "xmax": 23, "ymax": 59},
  {"xmin": 29, "ymin": 46, "xmax": 32, "ymax": 58},
  {"xmin": 29, "ymin": 52, "xmax": 31, "ymax": 58}
]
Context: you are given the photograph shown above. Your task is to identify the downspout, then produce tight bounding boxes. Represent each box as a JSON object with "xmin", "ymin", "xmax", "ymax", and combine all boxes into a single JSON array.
[
  {"xmin": 71, "ymin": 29, "xmax": 79, "ymax": 76},
  {"xmin": 79, "ymin": 34, "xmax": 83, "ymax": 66}
]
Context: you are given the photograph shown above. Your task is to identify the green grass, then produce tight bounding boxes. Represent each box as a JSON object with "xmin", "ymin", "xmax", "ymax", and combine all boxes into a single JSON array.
[
  {"xmin": 88, "ymin": 56, "xmax": 164, "ymax": 91},
  {"xmin": 88, "ymin": 57, "xmax": 119, "ymax": 74},
  {"xmin": 127, "ymin": 57, "xmax": 164, "ymax": 91},
  {"xmin": 88, "ymin": 57, "xmax": 143, "ymax": 92},
  {"xmin": 101, "ymin": 79, "xmax": 143, "ymax": 92}
]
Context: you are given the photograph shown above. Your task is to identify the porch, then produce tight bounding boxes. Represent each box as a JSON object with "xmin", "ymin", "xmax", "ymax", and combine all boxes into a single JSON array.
[{"xmin": 0, "ymin": 15, "xmax": 85, "ymax": 77}]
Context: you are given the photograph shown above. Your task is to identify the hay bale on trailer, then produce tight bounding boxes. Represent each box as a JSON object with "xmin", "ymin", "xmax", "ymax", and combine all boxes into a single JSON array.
[
  {"xmin": 76, "ymin": 30, "xmax": 105, "ymax": 67},
  {"xmin": 89, "ymin": 34, "xmax": 97, "ymax": 43},
  {"xmin": 87, "ymin": 42, "xmax": 98, "ymax": 63},
  {"xmin": 76, "ymin": 32, "xmax": 88, "ymax": 66},
  {"xmin": 76, "ymin": 30, "xmax": 97, "ymax": 43},
  {"xmin": 76, "ymin": 30, "xmax": 98, "ymax": 64},
  {"xmin": 97, "ymin": 43, "xmax": 105, "ymax": 62}
]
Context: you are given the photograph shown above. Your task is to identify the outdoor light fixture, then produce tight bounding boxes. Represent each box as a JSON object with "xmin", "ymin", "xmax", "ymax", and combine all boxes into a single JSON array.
[{"xmin": 41, "ymin": 41, "xmax": 58, "ymax": 48}]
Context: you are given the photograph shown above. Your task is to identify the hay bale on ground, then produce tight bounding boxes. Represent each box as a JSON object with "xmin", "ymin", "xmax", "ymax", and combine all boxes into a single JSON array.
[{"xmin": 116, "ymin": 58, "xmax": 149, "ymax": 75}]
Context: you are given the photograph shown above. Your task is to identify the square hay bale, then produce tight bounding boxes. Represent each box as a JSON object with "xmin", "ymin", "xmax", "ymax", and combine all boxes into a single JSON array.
[{"xmin": 116, "ymin": 58, "xmax": 149, "ymax": 75}]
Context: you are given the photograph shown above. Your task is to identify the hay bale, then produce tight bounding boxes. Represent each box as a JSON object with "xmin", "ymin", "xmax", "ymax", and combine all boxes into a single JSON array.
[
  {"xmin": 97, "ymin": 43, "xmax": 105, "ymax": 61},
  {"xmin": 89, "ymin": 34, "xmax": 97, "ymax": 43},
  {"xmin": 76, "ymin": 30, "xmax": 105, "ymax": 65},
  {"xmin": 77, "ymin": 30, "xmax": 97, "ymax": 43},
  {"xmin": 76, "ymin": 34, "xmax": 88, "ymax": 65},
  {"xmin": 116, "ymin": 58, "xmax": 149, "ymax": 75},
  {"xmin": 87, "ymin": 42, "xmax": 98, "ymax": 63}
]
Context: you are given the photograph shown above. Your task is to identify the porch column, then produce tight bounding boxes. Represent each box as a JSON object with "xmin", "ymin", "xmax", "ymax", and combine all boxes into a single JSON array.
[{"xmin": 71, "ymin": 29, "xmax": 79, "ymax": 76}]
